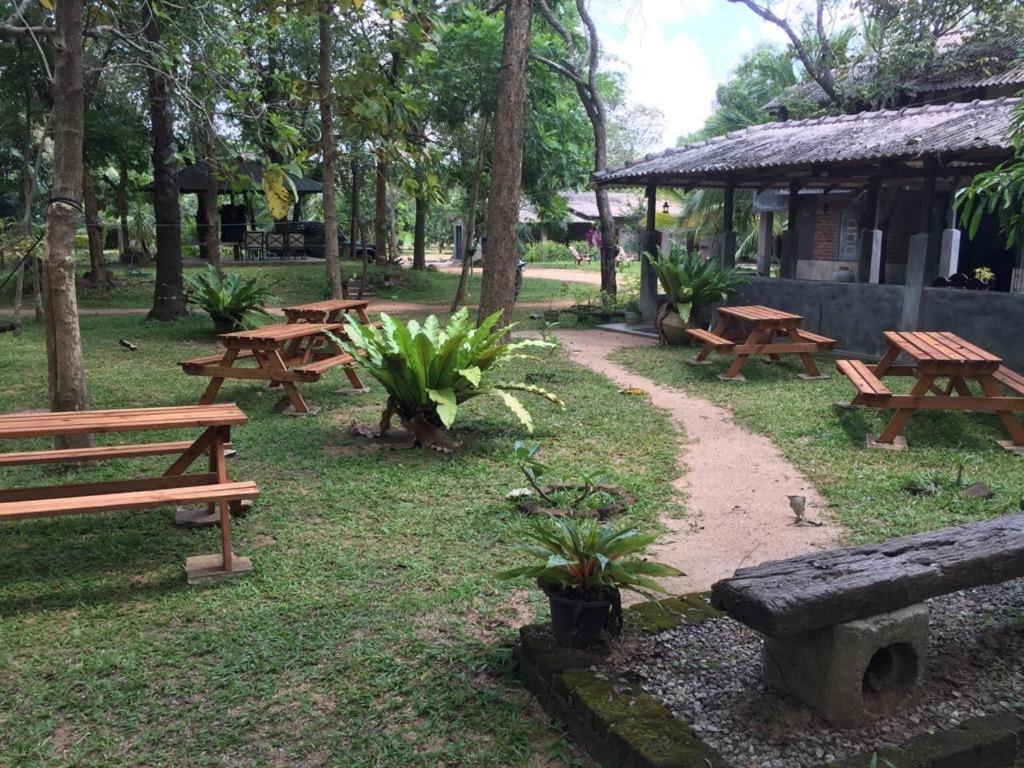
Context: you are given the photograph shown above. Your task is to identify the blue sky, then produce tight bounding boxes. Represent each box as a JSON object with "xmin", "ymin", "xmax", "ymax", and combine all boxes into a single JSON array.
[{"xmin": 591, "ymin": 0, "xmax": 792, "ymax": 149}]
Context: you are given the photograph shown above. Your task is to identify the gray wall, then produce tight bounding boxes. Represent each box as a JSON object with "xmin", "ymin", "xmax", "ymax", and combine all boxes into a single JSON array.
[
  {"xmin": 727, "ymin": 278, "xmax": 1024, "ymax": 368},
  {"xmin": 922, "ymin": 288, "xmax": 1024, "ymax": 369}
]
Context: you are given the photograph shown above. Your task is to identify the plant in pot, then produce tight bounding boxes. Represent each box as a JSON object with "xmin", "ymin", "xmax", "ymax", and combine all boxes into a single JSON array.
[
  {"xmin": 333, "ymin": 309, "xmax": 564, "ymax": 450},
  {"xmin": 183, "ymin": 266, "xmax": 277, "ymax": 334},
  {"xmin": 618, "ymin": 276, "xmax": 642, "ymax": 324},
  {"xmin": 499, "ymin": 515, "xmax": 683, "ymax": 648},
  {"xmin": 510, "ymin": 441, "xmax": 636, "ymax": 520},
  {"xmin": 646, "ymin": 246, "xmax": 747, "ymax": 345}
]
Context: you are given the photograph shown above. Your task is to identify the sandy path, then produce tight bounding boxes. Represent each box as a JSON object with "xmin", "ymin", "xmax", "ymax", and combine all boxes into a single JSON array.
[
  {"xmin": 555, "ymin": 329, "xmax": 840, "ymax": 594},
  {"xmin": 429, "ymin": 261, "xmax": 601, "ymax": 286}
]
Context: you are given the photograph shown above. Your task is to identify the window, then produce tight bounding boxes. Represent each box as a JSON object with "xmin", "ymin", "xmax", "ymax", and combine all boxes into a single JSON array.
[{"xmin": 837, "ymin": 210, "xmax": 859, "ymax": 261}]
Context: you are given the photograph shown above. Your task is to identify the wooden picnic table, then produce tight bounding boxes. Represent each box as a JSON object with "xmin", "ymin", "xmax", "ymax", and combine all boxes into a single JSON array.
[
  {"xmin": 837, "ymin": 331, "xmax": 1024, "ymax": 451},
  {"xmin": 180, "ymin": 322, "xmax": 363, "ymax": 415},
  {"xmin": 282, "ymin": 298, "xmax": 371, "ymax": 325},
  {"xmin": 687, "ymin": 304, "xmax": 837, "ymax": 381},
  {"xmin": 0, "ymin": 404, "xmax": 259, "ymax": 583}
]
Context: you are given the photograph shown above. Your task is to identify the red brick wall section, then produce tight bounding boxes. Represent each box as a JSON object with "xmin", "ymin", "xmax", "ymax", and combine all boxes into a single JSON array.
[{"xmin": 811, "ymin": 198, "xmax": 840, "ymax": 261}]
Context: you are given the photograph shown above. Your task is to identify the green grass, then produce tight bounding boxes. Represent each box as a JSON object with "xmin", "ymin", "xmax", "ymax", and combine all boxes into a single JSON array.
[
  {"xmin": 612, "ymin": 345, "xmax": 1024, "ymax": 544},
  {"xmin": 0, "ymin": 314, "xmax": 680, "ymax": 767},
  {"xmin": 0, "ymin": 258, "xmax": 575, "ymax": 311}
]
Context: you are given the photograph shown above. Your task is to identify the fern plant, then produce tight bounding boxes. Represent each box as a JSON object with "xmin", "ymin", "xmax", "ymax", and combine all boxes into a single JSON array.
[
  {"xmin": 335, "ymin": 309, "xmax": 563, "ymax": 449},
  {"xmin": 647, "ymin": 246, "xmax": 747, "ymax": 322},
  {"xmin": 183, "ymin": 266, "xmax": 277, "ymax": 329}
]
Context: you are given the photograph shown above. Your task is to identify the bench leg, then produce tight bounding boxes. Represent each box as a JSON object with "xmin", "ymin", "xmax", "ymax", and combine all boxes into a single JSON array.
[
  {"xmin": 876, "ymin": 375, "xmax": 936, "ymax": 444},
  {"xmin": 721, "ymin": 328, "xmax": 761, "ymax": 380},
  {"xmin": 978, "ymin": 375, "xmax": 1024, "ymax": 446},
  {"xmin": 214, "ymin": 427, "xmax": 233, "ymax": 572},
  {"xmin": 198, "ymin": 349, "xmax": 238, "ymax": 404},
  {"xmin": 343, "ymin": 366, "xmax": 365, "ymax": 389}
]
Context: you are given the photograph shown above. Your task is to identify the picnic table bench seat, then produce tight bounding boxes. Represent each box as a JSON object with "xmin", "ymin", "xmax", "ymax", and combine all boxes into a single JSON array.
[
  {"xmin": 836, "ymin": 359, "xmax": 891, "ymax": 400},
  {"xmin": 710, "ymin": 512, "xmax": 1024, "ymax": 726},
  {"xmin": 292, "ymin": 352, "xmax": 357, "ymax": 377},
  {"xmin": 995, "ymin": 365, "xmax": 1024, "ymax": 396},
  {"xmin": 785, "ymin": 329, "xmax": 837, "ymax": 348},
  {"xmin": 685, "ymin": 328, "xmax": 734, "ymax": 349}
]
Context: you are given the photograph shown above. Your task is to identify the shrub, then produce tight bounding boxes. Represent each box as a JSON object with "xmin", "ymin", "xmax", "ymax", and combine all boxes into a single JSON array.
[
  {"xmin": 648, "ymin": 245, "xmax": 747, "ymax": 322},
  {"xmin": 183, "ymin": 266, "xmax": 277, "ymax": 328},
  {"xmin": 524, "ymin": 241, "xmax": 572, "ymax": 263},
  {"xmin": 336, "ymin": 309, "xmax": 564, "ymax": 449}
]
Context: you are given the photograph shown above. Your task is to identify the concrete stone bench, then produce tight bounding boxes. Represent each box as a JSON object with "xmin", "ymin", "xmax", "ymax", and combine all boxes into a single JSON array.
[{"xmin": 710, "ymin": 512, "xmax": 1024, "ymax": 727}]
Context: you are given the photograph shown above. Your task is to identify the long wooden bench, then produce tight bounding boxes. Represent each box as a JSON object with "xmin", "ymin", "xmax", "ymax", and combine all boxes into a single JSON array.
[
  {"xmin": 293, "ymin": 352, "xmax": 357, "ymax": 378},
  {"xmin": 836, "ymin": 359, "xmax": 892, "ymax": 401},
  {"xmin": 0, "ymin": 405, "xmax": 259, "ymax": 583},
  {"xmin": 790, "ymin": 329, "xmax": 837, "ymax": 348},
  {"xmin": 710, "ymin": 512, "xmax": 1024, "ymax": 725},
  {"xmin": 995, "ymin": 365, "xmax": 1024, "ymax": 396},
  {"xmin": 685, "ymin": 328, "xmax": 734, "ymax": 349}
]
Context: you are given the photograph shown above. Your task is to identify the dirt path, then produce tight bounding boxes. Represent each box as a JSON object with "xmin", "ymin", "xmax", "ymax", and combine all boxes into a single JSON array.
[
  {"xmin": 429, "ymin": 260, "xmax": 601, "ymax": 286},
  {"xmin": 555, "ymin": 329, "xmax": 840, "ymax": 594}
]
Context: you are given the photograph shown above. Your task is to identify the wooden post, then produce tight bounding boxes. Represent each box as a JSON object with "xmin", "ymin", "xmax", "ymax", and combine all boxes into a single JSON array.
[
  {"xmin": 640, "ymin": 183, "xmax": 659, "ymax": 322},
  {"xmin": 780, "ymin": 179, "xmax": 801, "ymax": 278},
  {"xmin": 919, "ymin": 156, "xmax": 937, "ymax": 234},
  {"xmin": 723, "ymin": 174, "xmax": 735, "ymax": 234},
  {"xmin": 756, "ymin": 212, "xmax": 774, "ymax": 276}
]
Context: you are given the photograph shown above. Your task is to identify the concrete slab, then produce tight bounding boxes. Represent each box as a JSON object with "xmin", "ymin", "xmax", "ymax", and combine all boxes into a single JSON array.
[
  {"xmin": 867, "ymin": 433, "xmax": 908, "ymax": 451},
  {"xmin": 718, "ymin": 374, "xmax": 747, "ymax": 382},
  {"xmin": 595, "ymin": 322, "xmax": 658, "ymax": 339},
  {"xmin": 997, "ymin": 440, "xmax": 1024, "ymax": 458},
  {"xmin": 688, "ymin": 357, "xmax": 714, "ymax": 366},
  {"xmin": 185, "ymin": 554, "xmax": 253, "ymax": 585},
  {"xmin": 281, "ymin": 404, "xmax": 321, "ymax": 417},
  {"xmin": 174, "ymin": 506, "xmax": 219, "ymax": 528},
  {"xmin": 798, "ymin": 373, "xmax": 831, "ymax": 381}
]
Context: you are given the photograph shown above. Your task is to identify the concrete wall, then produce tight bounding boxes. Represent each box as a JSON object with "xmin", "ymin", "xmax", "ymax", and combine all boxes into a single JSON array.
[{"xmin": 922, "ymin": 288, "xmax": 1024, "ymax": 369}]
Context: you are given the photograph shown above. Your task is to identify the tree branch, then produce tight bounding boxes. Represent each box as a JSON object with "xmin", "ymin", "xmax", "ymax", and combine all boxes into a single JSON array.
[{"xmin": 532, "ymin": 53, "xmax": 586, "ymax": 89}]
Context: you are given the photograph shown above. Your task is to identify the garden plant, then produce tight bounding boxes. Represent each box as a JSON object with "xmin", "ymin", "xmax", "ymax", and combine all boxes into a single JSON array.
[{"xmin": 182, "ymin": 266, "xmax": 278, "ymax": 333}]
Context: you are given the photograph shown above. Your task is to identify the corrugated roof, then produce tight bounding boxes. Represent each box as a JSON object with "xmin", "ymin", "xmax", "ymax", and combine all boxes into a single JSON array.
[
  {"xmin": 140, "ymin": 160, "xmax": 323, "ymax": 195},
  {"xmin": 765, "ymin": 33, "xmax": 1024, "ymax": 110},
  {"xmin": 595, "ymin": 98, "xmax": 1017, "ymax": 188}
]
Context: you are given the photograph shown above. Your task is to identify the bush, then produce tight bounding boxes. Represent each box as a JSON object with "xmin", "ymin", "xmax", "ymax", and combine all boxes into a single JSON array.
[{"xmin": 524, "ymin": 241, "xmax": 572, "ymax": 263}]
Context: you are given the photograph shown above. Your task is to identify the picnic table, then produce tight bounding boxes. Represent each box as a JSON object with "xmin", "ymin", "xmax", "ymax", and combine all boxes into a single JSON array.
[
  {"xmin": 837, "ymin": 331, "xmax": 1024, "ymax": 451},
  {"xmin": 0, "ymin": 405, "xmax": 259, "ymax": 583},
  {"xmin": 687, "ymin": 304, "xmax": 837, "ymax": 381},
  {"xmin": 180, "ymin": 322, "xmax": 363, "ymax": 415},
  {"xmin": 282, "ymin": 298, "xmax": 371, "ymax": 325}
]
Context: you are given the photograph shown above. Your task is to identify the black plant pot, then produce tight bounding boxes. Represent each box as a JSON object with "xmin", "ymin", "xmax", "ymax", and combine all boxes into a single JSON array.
[
  {"xmin": 211, "ymin": 314, "xmax": 240, "ymax": 335},
  {"xmin": 542, "ymin": 582, "xmax": 619, "ymax": 648}
]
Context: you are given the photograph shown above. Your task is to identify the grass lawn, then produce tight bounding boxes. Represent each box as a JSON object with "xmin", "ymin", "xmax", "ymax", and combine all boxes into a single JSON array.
[
  {"xmin": 612, "ymin": 345, "xmax": 1024, "ymax": 544},
  {"xmin": 1, "ymin": 258, "xmax": 576, "ymax": 311},
  {"xmin": 0, "ymin": 315, "xmax": 680, "ymax": 767}
]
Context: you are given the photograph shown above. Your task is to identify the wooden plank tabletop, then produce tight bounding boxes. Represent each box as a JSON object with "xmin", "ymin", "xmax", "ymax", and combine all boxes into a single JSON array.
[
  {"xmin": 0, "ymin": 404, "xmax": 248, "ymax": 440},
  {"xmin": 219, "ymin": 322, "xmax": 342, "ymax": 348},
  {"xmin": 884, "ymin": 331, "xmax": 1002, "ymax": 370},
  {"xmin": 283, "ymin": 299, "xmax": 368, "ymax": 315},
  {"xmin": 718, "ymin": 305, "xmax": 803, "ymax": 323}
]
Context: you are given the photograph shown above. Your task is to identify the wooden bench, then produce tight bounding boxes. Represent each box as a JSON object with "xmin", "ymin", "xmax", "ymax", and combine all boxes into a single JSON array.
[
  {"xmin": 710, "ymin": 512, "xmax": 1024, "ymax": 726},
  {"xmin": 789, "ymin": 329, "xmax": 837, "ymax": 348},
  {"xmin": 0, "ymin": 405, "xmax": 260, "ymax": 583},
  {"xmin": 685, "ymin": 328, "xmax": 734, "ymax": 349},
  {"xmin": 836, "ymin": 359, "xmax": 892, "ymax": 401},
  {"xmin": 995, "ymin": 365, "xmax": 1024, "ymax": 396},
  {"xmin": 293, "ymin": 352, "xmax": 357, "ymax": 379}
]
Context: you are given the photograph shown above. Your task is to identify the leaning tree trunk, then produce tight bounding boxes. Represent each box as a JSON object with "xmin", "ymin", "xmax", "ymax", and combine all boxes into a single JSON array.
[
  {"xmin": 82, "ymin": 170, "xmax": 112, "ymax": 287},
  {"xmin": 412, "ymin": 192, "xmax": 426, "ymax": 270},
  {"xmin": 318, "ymin": 0, "xmax": 344, "ymax": 298},
  {"xmin": 143, "ymin": 0, "xmax": 186, "ymax": 320},
  {"xmin": 477, "ymin": 0, "xmax": 532, "ymax": 326},
  {"xmin": 348, "ymin": 159, "xmax": 360, "ymax": 264},
  {"xmin": 451, "ymin": 117, "xmax": 489, "ymax": 313},
  {"xmin": 203, "ymin": 116, "xmax": 221, "ymax": 272},
  {"xmin": 43, "ymin": 0, "xmax": 91, "ymax": 449},
  {"xmin": 373, "ymin": 157, "xmax": 387, "ymax": 265}
]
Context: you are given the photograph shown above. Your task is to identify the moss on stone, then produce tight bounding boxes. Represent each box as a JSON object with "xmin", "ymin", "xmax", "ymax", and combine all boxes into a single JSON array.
[
  {"xmin": 625, "ymin": 592, "xmax": 725, "ymax": 635},
  {"xmin": 560, "ymin": 668, "xmax": 727, "ymax": 767}
]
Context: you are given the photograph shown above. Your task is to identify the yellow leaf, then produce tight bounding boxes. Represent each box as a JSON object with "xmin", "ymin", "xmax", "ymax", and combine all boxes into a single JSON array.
[
  {"xmin": 261, "ymin": 165, "xmax": 293, "ymax": 220},
  {"xmin": 39, "ymin": 0, "xmax": 54, "ymax": 9},
  {"xmin": 618, "ymin": 387, "xmax": 647, "ymax": 396}
]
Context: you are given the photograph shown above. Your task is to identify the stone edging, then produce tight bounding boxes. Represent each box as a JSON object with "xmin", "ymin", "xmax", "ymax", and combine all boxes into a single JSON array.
[{"xmin": 517, "ymin": 592, "xmax": 1024, "ymax": 768}]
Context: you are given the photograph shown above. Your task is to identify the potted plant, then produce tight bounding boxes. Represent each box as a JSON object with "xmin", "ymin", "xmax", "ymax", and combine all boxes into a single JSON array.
[
  {"xmin": 646, "ymin": 246, "xmax": 747, "ymax": 345},
  {"xmin": 334, "ymin": 309, "xmax": 563, "ymax": 450},
  {"xmin": 500, "ymin": 515, "xmax": 682, "ymax": 648},
  {"xmin": 183, "ymin": 266, "xmax": 277, "ymax": 334},
  {"xmin": 618, "ymin": 276, "xmax": 642, "ymax": 324}
]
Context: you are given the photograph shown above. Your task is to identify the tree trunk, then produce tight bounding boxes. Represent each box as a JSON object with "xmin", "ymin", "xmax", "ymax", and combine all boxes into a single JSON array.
[
  {"xmin": 477, "ymin": 0, "xmax": 532, "ymax": 326},
  {"xmin": 318, "ymin": 0, "xmax": 344, "ymax": 298},
  {"xmin": 204, "ymin": 119, "xmax": 221, "ymax": 272},
  {"xmin": 82, "ymin": 170, "xmax": 112, "ymax": 287},
  {"xmin": 143, "ymin": 0, "xmax": 186, "ymax": 321},
  {"xmin": 413, "ymin": 193, "xmax": 426, "ymax": 270},
  {"xmin": 357, "ymin": 220, "xmax": 370, "ymax": 299},
  {"xmin": 348, "ymin": 159, "xmax": 360, "ymax": 263},
  {"xmin": 11, "ymin": 256, "xmax": 24, "ymax": 337},
  {"xmin": 451, "ymin": 117, "xmax": 489, "ymax": 313},
  {"xmin": 387, "ymin": 185, "xmax": 399, "ymax": 262},
  {"xmin": 374, "ymin": 157, "xmax": 387, "ymax": 265},
  {"xmin": 43, "ymin": 0, "xmax": 91, "ymax": 448}
]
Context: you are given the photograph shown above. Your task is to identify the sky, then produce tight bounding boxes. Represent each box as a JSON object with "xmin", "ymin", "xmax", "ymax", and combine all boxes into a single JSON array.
[{"xmin": 591, "ymin": 0, "xmax": 793, "ymax": 151}]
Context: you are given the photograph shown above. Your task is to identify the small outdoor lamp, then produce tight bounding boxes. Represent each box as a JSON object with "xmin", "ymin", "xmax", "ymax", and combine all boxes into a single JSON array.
[{"xmin": 662, "ymin": 201, "xmax": 670, "ymax": 214}]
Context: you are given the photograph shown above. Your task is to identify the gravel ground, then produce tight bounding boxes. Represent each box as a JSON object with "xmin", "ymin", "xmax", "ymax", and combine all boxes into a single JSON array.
[{"xmin": 610, "ymin": 580, "xmax": 1024, "ymax": 767}]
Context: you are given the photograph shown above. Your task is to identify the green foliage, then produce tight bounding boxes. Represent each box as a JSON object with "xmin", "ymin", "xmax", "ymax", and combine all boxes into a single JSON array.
[
  {"xmin": 499, "ymin": 515, "xmax": 681, "ymax": 601},
  {"xmin": 524, "ymin": 241, "xmax": 572, "ymax": 262},
  {"xmin": 182, "ymin": 266, "xmax": 277, "ymax": 326},
  {"xmin": 647, "ymin": 246, "xmax": 747, "ymax": 322},
  {"xmin": 513, "ymin": 440, "xmax": 610, "ymax": 511},
  {"xmin": 336, "ymin": 309, "xmax": 564, "ymax": 438}
]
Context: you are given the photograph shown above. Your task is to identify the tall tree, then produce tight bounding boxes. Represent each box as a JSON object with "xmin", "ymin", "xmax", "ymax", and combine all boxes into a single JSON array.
[
  {"xmin": 535, "ymin": 0, "xmax": 616, "ymax": 295},
  {"xmin": 42, "ymin": 0, "xmax": 91, "ymax": 447},
  {"xmin": 477, "ymin": 0, "xmax": 532, "ymax": 325},
  {"xmin": 142, "ymin": 0, "xmax": 186, "ymax": 320},
  {"xmin": 318, "ymin": 0, "xmax": 344, "ymax": 297}
]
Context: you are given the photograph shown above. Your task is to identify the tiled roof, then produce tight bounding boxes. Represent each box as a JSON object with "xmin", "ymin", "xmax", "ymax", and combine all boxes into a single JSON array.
[{"xmin": 595, "ymin": 98, "xmax": 1018, "ymax": 188}]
